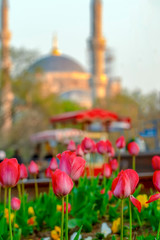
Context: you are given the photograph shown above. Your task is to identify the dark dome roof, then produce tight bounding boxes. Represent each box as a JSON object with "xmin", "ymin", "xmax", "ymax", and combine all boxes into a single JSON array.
[{"xmin": 29, "ymin": 54, "xmax": 85, "ymax": 73}]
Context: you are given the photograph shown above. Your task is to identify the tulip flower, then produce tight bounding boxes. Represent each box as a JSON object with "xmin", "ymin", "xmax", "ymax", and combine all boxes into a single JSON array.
[
  {"xmin": 102, "ymin": 163, "xmax": 112, "ymax": 179},
  {"xmin": 106, "ymin": 140, "xmax": 112, "ymax": 153},
  {"xmin": 11, "ymin": 197, "xmax": 21, "ymax": 211},
  {"xmin": 116, "ymin": 136, "xmax": 125, "ymax": 149},
  {"xmin": 49, "ymin": 157, "xmax": 58, "ymax": 171},
  {"xmin": 127, "ymin": 142, "xmax": 140, "ymax": 171},
  {"xmin": 116, "ymin": 136, "xmax": 125, "ymax": 172},
  {"xmin": 110, "ymin": 159, "xmax": 118, "ymax": 172},
  {"xmin": 45, "ymin": 167, "xmax": 52, "ymax": 179},
  {"xmin": 51, "ymin": 169, "xmax": 73, "ymax": 240},
  {"xmin": 81, "ymin": 137, "xmax": 93, "ymax": 152},
  {"xmin": 28, "ymin": 161, "xmax": 39, "ymax": 175},
  {"xmin": 0, "ymin": 158, "xmax": 20, "ymax": 188},
  {"xmin": 28, "ymin": 161, "xmax": 39, "ymax": 199},
  {"xmin": 111, "ymin": 169, "xmax": 140, "ymax": 240},
  {"xmin": 67, "ymin": 140, "xmax": 76, "ymax": 152},
  {"xmin": 59, "ymin": 151, "xmax": 86, "ymax": 181},
  {"xmin": 152, "ymin": 155, "xmax": 160, "ymax": 170},
  {"xmin": 96, "ymin": 141, "xmax": 106, "ymax": 155},
  {"xmin": 51, "ymin": 169, "xmax": 73, "ymax": 198},
  {"xmin": 146, "ymin": 170, "xmax": 160, "ymax": 239},
  {"xmin": 108, "ymin": 147, "xmax": 115, "ymax": 159},
  {"xmin": 76, "ymin": 144, "xmax": 84, "ymax": 157},
  {"xmin": 19, "ymin": 164, "xmax": 28, "ymax": 180},
  {"xmin": 0, "ymin": 158, "xmax": 20, "ymax": 240}
]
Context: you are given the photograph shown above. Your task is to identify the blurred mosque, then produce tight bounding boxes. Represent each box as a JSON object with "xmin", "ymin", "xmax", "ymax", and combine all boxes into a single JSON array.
[{"xmin": 0, "ymin": 0, "xmax": 122, "ymax": 131}]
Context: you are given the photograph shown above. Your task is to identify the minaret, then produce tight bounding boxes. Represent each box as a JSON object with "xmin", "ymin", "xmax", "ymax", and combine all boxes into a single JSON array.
[
  {"xmin": 0, "ymin": 0, "xmax": 13, "ymax": 131},
  {"xmin": 88, "ymin": 0, "xmax": 107, "ymax": 104}
]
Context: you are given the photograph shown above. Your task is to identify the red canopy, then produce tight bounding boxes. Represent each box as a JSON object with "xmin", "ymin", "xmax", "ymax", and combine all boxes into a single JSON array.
[{"xmin": 50, "ymin": 108, "xmax": 131, "ymax": 125}]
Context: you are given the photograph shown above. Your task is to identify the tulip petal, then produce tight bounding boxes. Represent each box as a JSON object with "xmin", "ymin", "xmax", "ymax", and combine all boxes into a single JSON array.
[
  {"xmin": 146, "ymin": 193, "xmax": 160, "ymax": 203},
  {"xmin": 125, "ymin": 169, "xmax": 139, "ymax": 194},
  {"xmin": 130, "ymin": 195, "xmax": 141, "ymax": 213},
  {"xmin": 153, "ymin": 171, "xmax": 160, "ymax": 192}
]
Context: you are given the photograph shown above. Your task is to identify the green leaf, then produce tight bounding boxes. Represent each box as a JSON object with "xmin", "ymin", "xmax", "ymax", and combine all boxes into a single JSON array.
[{"xmin": 73, "ymin": 225, "xmax": 83, "ymax": 240}]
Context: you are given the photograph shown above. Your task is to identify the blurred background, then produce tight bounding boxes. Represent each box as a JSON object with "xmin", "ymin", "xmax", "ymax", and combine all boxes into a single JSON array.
[{"xmin": 0, "ymin": 0, "xmax": 160, "ymax": 163}]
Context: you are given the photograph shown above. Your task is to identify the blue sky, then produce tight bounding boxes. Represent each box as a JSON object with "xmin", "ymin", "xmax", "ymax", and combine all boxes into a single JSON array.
[{"xmin": 1, "ymin": 0, "xmax": 160, "ymax": 93}]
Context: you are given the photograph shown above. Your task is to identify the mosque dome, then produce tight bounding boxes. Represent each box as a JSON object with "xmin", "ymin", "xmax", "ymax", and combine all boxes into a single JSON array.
[{"xmin": 29, "ymin": 54, "xmax": 86, "ymax": 73}]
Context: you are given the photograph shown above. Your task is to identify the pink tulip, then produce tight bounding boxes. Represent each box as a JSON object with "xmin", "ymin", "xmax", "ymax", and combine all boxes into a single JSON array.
[
  {"xmin": 45, "ymin": 167, "xmax": 52, "ymax": 179},
  {"xmin": 96, "ymin": 141, "xmax": 106, "ymax": 155},
  {"xmin": 19, "ymin": 164, "xmax": 28, "ymax": 180},
  {"xmin": 81, "ymin": 137, "xmax": 93, "ymax": 152},
  {"xmin": 49, "ymin": 157, "xmax": 58, "ymax": 171},
  {"xmin": 127, "ymin": 142, "xmax": 140, "ymax": 156},
  {"xmin": 28, "ymin": 161, "xmax": 39, "ymax": 175},
  {"xmin": 110, "ymin": 159, "xmax": 118, "ymax": 171},
  {"xmin": 59, "ymin": 151, "xmax": 86, "ymax": 181},
  {"xmin": 102, "ymin": 163, "xmax": 112, "ymax": 178},
  {"xmin": 0, "ymin": 158, "xmax": 20, "ymax": 188},
  {"xmin": 108, "ymin": 147, "xmax": 115, "ymax": 158},
  {"xmin": 105, "ymin": 140, "xmax": 112, "ymax": 154},
  {"xmin": 51, "ymin": 169, "xmax": 73, "ymax": 197},
  {"xmin": 76, "ymin": 144, "xmax": 84, "ymax": 157},
  {"xmin": 11, "ymin": 197, "xmax": 21, "ymax": 211},
  {"xmin": 100, "ymin": 188, "xmax": 105, "ymax": 194},
  {"xmin": 152, "ymin": 156, "xmax": 160, "ymax": 170},
  {"xmin": 111, "ymin": 169, "xmax": 139, "ymax": 199},
  {"xmin": 147, "ymin": 170, "xmax": 160, "ymax": 203},
  {"xmin": 90, "ymin": 140, "xmax": 97, "ymax": 153},
  {"xmin": 108, "ymin": 190, "xmax": 113, "ymax": 200},
  {"xmin": 116, "ymin": 136, "xmax": 125, "ymax": 149},
  {"xmin": 67, "ymin": 140, "xmax": 76, "ymax": 152}
]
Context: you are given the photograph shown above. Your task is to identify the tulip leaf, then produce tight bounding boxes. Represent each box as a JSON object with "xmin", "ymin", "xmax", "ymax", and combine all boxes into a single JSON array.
[{"xmin": 73, "ymin": 225, "xmax": 83, "ymax": 240}]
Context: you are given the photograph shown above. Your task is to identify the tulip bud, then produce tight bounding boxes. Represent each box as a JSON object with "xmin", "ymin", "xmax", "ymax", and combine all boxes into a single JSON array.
[
  {"xmin": 102, "ymin": 163, "xmax": 112, "ymax": 178},
  {"xmin": 106, "ymin": 140, "xmax": 112, "ymax": 153},
  {"xmin": 153, "ymin": 170, "xmax": 160, "ymax": 192},
  {"xmin": 0, "ymin": 158, "xmax": 20, "ymax": 188},
  {"xmin": 96, "ymin": 141, "xmax": 106, "ymax": 155},
  {"xmin": 67, "ymin": 140, "xmax": 76, "ymax": 152},
  {"xmin": 127, "ymin": 142, "xmax": 140, "ymax": 156},
  {"xmin": 59, "ymin": 151, "xmax": 86, "ymax": 181},
  {"xmin": 45, "ymin": 167, "xmax": 52, "ymax": 178},
  {"xmin": 76, "ymin": 145, "xmax": 84, "ymax": 157},
  {"xmin": 51, "ymin": 169, "xmax": 73, "ymax": 197},
  {"xmin": 152, "ymin": 156, "xmax": 160, "ymax": 170},
  {"xmin": 110, "ymin": 159, "xmax": 118, "ymax": 171},
  {"xmin": 49, "ymin": 157, "xmax": 58, "ymax": 171},
  {"xmin": 108, "ymin": 147, "xmax": 115, "ymax": 158},
  {"xmin": 81, "ymin": 137, "xmax": 93, "ymax": 152},
  {"xmin": 116, "ymin": 136, "xmax": 125, "ymax": 149},
  {"xmin": 11, "ymin": 197, "xmax": 21, "ymax": 211},
  {"xmin": 20, "ymin": 164, "xmax": 28, "ymax": 180},
  {"xmin": 28, "ymin": 161, "xmax": 39, "ymax": 175}
]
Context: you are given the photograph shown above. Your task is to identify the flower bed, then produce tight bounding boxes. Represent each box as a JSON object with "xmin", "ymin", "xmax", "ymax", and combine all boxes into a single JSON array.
[{"xmin": 0, "ymin": 137, "xmax": 160, "ymax": 240}]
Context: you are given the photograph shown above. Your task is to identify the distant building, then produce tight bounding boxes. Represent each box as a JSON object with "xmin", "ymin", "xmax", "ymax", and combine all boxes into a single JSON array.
[{"xmin": 1, "ymin": 0, "xmax": 122, "ymax": 110}]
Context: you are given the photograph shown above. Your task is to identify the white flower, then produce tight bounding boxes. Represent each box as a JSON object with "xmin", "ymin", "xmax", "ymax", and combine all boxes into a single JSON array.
[
  {"xmin": 70, "ymin": 232, "xmax": 82, "ymax": 240},
  {"xmin": 84, "ymin": 237, "xmax": 92, "ymax": 240},
  {"xmin": 101, "ymin": 222, "xmax": 111, "ymax": 237}
]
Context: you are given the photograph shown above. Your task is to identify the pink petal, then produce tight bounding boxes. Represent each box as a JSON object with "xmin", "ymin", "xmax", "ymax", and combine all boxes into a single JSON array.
[
  {"xmin": 130, "ymin": 195, "xmax": 141, "ymax": 213},
  {"xmin": 146, "ymin": 193, "xmax": 160, "ymax": 203}
]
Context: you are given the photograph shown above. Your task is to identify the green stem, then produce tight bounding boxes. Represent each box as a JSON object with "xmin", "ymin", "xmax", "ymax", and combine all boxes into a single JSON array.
[
  {"xmin": 4, "ymin": 187, "xmax": 7, "ymax": 211},
  {"xmin": 118, "ymin": 151, "xmax": 121, "ymax": 172},
  {"xmin": 34, "ymin": 175, "xmax": 38, "ymax": 199},
  {"xmin": 132, "ymin": 155, "xmax": 136, "ymax": 171},
  {"xmin": 106, "ymin": 154, "xmax": 109, "ymax": 164},
  {"xmin": 13, "ymin": 211, "xmax": 16, "ymax": 236},
  {"xmin": 17, "ymin": 183, "xmax": 22, "ymax": 200},
  {"xmin": 65, "ymin": 195, "xmax": 69, "ymax": 240},
  {"xmin": 121, "ymin": 199, "xmax": 124, "ymax": 240},
  {"xmin": 157, "ymin": 220, "xmax": 160, "ymax": 240},
  {"xmin": 135, "ymin": 209, "xmax": 142, "ymax": 227},
  {"xmin": 49, "ymin": 180, "xmax": 52, "ymax": 193},
  {"xmin": 129, "ymin": 198, "xmax": 132, "ymax": 240},
  {"xmin": 8, "ymin": 188, "xmax": 13, "ymax": 240},
  {"xmin": 22, "ymin": 181, "xmax": 25, "ymax": 214},
  {"xmin": 61, "ymin": 197, "xmax": 64, "ymax": 240}
]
